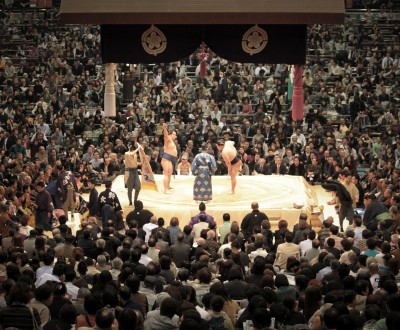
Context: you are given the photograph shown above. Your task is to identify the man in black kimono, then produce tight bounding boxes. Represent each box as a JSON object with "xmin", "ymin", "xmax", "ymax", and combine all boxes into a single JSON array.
[
  {"xmin": 86, "ymin": 179, "xmax": 98, "ymax": 217},
  {"xmin": 35, "ymin": 181, "xmax": 54, "ymax": 230},
  {"xmin": 97, "ymin": 180, "xmax": 122, "ymax": 226}
]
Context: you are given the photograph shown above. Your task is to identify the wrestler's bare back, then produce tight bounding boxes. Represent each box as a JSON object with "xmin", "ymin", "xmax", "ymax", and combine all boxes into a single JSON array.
[
  {"xmin": 221, "ymin": 141, "xmax": 241, "ymax": 195},
  {"xmin": 221, "ymin": 141, "xmax": 236, "ymax": 161}
]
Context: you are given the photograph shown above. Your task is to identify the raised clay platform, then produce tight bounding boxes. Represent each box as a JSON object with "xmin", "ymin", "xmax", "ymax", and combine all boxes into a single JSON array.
[{"xmin": 108, "ymin": 174, "xmax": 319, "ymax": 228}]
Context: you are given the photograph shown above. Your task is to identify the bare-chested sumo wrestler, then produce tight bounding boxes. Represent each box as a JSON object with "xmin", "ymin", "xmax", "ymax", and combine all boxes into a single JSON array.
[
  {"xmin": 217, "ymin": 139, "xmax": 242, "ymax": 194},
  {"xmin": 161, "ymin": 123, "xmax": 178, "ymax": 194}
]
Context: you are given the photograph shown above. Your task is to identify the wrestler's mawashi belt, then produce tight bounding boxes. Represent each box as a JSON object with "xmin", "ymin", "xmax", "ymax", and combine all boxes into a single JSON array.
[
  {"xmin": 162, "ymin": 152, "xmax": 178, "ymax": 176},
  {"xmin": 125, "ymin": 168, "xmax": 138, "ymax": 172},
  {"xmin": 230, "ymin": 156, "xmax": 241, "ymax": 166},
  {"xmin": 162, "ymin": 152, "xmax": 178, "ymax": 164}
]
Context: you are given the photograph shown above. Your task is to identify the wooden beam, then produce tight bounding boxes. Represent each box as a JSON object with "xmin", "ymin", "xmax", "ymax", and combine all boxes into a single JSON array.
[{"xmin": 60, "ymin": 0, "xmax": 345, "ymax": 25}]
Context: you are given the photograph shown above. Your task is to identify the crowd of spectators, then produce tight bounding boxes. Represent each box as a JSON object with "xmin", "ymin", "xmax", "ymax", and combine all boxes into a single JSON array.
[{"xmin": 1, "ymin": 0, "xmax": 400, "ymax": 329}]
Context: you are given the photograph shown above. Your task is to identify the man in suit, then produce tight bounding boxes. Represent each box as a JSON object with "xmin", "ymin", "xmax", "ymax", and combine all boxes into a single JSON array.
[
  {"xmin": 337, "ymin": 148, "xmax": 347, "ymax": 169},
  {"xmin": 64, "ymin": 94, "xmax": 80, "ymax": 109},
  {"xmin": 163, "ymin": 65, "xmax": 177, "ymax": 84},
  {"xmin": 170, "ymin": 232, "xmax": 191, "ymax": 268},
  {"xmin": 242, "ymin": 120, "xmax": 256, "ymax": 139},
  {"xmin": 269, "ymin": 155, "xmax": 287, "ymax": 175},
  {"xmin": 253, "ymin": 158, "xmax": 269, "ymax": 175},
  {"xmin": 98, "ymin": 157, "xmax": 117, "ymax": 182},
  {"xmin": 306, "ymin": 157, "xmax": 322, "ymax": 183},
  {"xmin": 323, "ymin": 156, "xmax": 335, "ymax": 180},
  {"xmin": 320, "ymin": 149, "xmax": 331, "ymax": 170},
  {"xmin": 140, "ymin": 67, "xmax": 151, "ymax": 84},
  {"xmin": 288, "ymin": 156, "xmax": 305, "ymax": 176},
  {"xmin": 264, "ymin": 125, "xmax": 274, "ymax": 146},
  {"xmin": 300, "ymin": 145, "xmax": 312, "ymax": 166},
  {"xmin": 6, "ymin": 129, "xmax": 18, "ymax": 151},
  {"xmin": 287, "ymin": 136, "xmax": 303, "ymax": 155}
]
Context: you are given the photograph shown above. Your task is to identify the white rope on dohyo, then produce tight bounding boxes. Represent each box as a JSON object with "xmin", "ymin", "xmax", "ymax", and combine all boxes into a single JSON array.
[{"xmin": 104, "ymin": 63, "xmax": 117, "ymax": 117}]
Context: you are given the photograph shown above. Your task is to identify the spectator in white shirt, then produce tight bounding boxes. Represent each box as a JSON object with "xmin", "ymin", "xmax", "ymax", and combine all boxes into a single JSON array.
[
  {"xmin": 249, "ymin": 239, "xmax": 268, "ymax": 263},
  {"xmin": 254, "ymin": 64, "xmax": 269, "ymax": 76},
  {"xmin": 64, "ymin": 270, "xmax": 80, "ymax": 300},
  {"xmin": 328, "ymin": 59, "xmax": 342, "ymax": 76},
  {"xmin": 143, "ymin": 216, "xmax": 158, "ymax": 242},
  {"xmin": 347, "ymin": 216, "xmax": 365, "ymax": 248},
  {"xmin": 19, "ymin": 215, "xmax": 34, "ymax": 237},
  {"xmin": 139, "ymin": 244, "xmax": 153, "ymax": 266},
  {"xmin": 218, "ymin": 233, "xmax": 236, "ymax": 257},
  {"xmin": 36, "ymin": 116, "xmax": 51, "ymax": 136},
  {"xmin": 192, "ymin": 215, "xmax": 210, "ymax": 240},
  {"xmin": 90, "ymin": 150, "xmax": 103, "ymax": 170},
  {"xmin": 36, "ymin": 252, "xmax": 55, "ymax": 279},
  {"xmin": 155, "ymin": 68, "xmax": 163, "ymax": 85},
  {"xmin": 35, "ymin": 263, "xmax": 65, "ymax": 288},
  {"xmin": 290, "ymin": 128, "xmax": 307, "ymax": 147},
  {"xmin": 299, "ymin": 230, "xmax": 315, "ymax": 257}
]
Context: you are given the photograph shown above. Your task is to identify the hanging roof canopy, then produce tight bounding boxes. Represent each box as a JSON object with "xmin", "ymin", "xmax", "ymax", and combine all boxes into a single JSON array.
[{"xmin": 60, "ymin": 0, "xmax": 345, "ymax": 25}]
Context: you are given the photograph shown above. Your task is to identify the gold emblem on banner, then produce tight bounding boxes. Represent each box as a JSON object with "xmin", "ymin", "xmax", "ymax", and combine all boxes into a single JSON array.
[
  {"xmin": 242, "ymin": 25, "xmax": 268, "ymax": 55},
  {"xmin": 141, "ymin": 25, "xmax": 167, "ymax": 56}
]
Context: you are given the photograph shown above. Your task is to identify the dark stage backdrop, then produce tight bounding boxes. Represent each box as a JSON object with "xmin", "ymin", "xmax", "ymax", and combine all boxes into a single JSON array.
[{"xmin": 101, "ymin": 24, "xmax": 307, "ymax": 65}]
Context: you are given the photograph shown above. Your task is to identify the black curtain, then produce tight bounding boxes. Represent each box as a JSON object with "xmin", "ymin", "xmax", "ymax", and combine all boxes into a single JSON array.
[
  {"xmin": 205, "ymin": 25, "xmax": 306, "ymax": 65},
  {"xmin": 101, "ymin": 24, "xmax": 306, "ymax": 64},
  {"xmin": 101, "ymin": 25, "xmax": 203, "ymax": 64}
]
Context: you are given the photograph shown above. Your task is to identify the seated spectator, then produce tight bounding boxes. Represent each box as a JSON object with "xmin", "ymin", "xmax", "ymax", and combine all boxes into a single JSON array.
[
  {"xmin": 126, "ymin": 274, "xmax": 149, "ymax": 314},
  {"xmin": 118, "ymin": 308, "xmax": 144, "ymax": 330},
  {"xmin": 49, "ymin": 282, "xmax": 72, "ymax": 321},
  {"xmin": 207, "ymin": 295, "xmax": 234, "ymax": 330},
  {"xmin": 0, "ymin": 282, "xmax": 41, "ymax": 329},
  {"xmin": 144, "ymin": 296, "xmax": 179, "ymax": 330},
  {"xmin": 224, "ymin": 266, "xmax": 248, "ymax": 300},
  {"xmin": 249, "ymin": 239, "xmax": 268, "ymax": 263},
  {"xmin": 92, "ymin": 306, "xmax": 118, "ymax": 330},
  {"xmin": 43, "ymin": 303, "xmax": 77, "ymax": 330},
  {"xmin": 166, "ymin": 217, "xmax": 182, "ymax": 245},
  {"xmin": 275, "ymin": 273, "xmax": 297, "ymax": 303},
  {"xmin": 325, "ymin": 237, "xmax": 341, "ymax": 260},
  {"xmin": 118, "ymin": 286, "xmax": 144, "ymax": 317},
  {"xmin": 159, "ymin": 255, "xmax": 175, "ymax": 284},
  {"xmin": 274, "ymin": 232, "xmax": 300, "ymax": 271}
]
